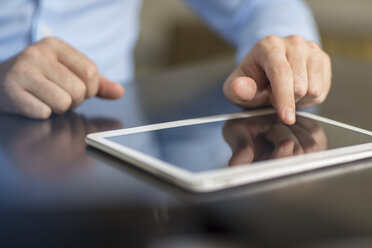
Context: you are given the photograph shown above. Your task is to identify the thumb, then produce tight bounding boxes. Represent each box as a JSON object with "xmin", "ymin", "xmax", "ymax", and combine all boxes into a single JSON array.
[
  {"xmin": 223, "ymin": 63, "xmax": 271, "ymax": 108},
  {"xmin": 223, "ymin": 67, "xmax": 258, "ymax": 105},
  {"xmin": 96, "ymin": 75, "xmax": 125, "ymax": 99}
]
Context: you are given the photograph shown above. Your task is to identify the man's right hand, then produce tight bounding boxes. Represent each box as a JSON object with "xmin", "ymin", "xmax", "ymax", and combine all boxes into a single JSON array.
[{"xmin": 0, "ymin": 37, "xmax": 124, "ymax": 119}]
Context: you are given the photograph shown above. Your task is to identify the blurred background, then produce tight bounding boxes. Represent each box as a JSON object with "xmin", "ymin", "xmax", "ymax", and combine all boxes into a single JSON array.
[{"xmin": 134, "ymin": 0, "xmax": 372, "ymax": 78}]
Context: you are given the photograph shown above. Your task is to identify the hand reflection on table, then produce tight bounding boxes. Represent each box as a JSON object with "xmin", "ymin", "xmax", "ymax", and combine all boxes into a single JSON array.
[
  {"xmin": 0, "ymin": 112, "xmax": 122, "ymax": 178},
  {"xmin": 223, "ymin": 115, "xmax": 328, "ymax": 167}
]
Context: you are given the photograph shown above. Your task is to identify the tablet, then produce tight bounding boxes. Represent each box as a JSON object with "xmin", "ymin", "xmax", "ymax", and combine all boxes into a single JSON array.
[{"xmin": 85, "ymin": 109, "xmax": 372, "ymax": 192}]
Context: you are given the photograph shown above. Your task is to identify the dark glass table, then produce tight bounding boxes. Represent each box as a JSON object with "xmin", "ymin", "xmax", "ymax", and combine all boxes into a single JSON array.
[{"xmin": 1, "ymin": 57, "xmax": 372, "ymax": 247}]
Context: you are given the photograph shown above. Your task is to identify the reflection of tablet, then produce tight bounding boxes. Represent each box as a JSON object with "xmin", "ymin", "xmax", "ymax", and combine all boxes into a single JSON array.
[{"xmin": 86, "ymin": 109, "xmax": 372, "ymax": 192}]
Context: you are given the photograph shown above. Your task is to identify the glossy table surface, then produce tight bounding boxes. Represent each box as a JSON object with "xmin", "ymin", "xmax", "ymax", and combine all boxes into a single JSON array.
[{"xmin": 1, "ymin": 57, "xmax": 372, "ymax": 247}]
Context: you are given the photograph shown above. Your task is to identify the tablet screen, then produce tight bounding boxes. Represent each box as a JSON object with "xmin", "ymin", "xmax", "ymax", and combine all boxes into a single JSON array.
[{"xmin": 107, "ymin": 114, "xmax": 372, "ymax": 173}]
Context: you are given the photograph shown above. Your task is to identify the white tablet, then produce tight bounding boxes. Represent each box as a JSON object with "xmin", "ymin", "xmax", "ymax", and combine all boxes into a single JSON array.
[{"xmin": 85, "ymin": 109, "xmax": 372, "ymax": 192}]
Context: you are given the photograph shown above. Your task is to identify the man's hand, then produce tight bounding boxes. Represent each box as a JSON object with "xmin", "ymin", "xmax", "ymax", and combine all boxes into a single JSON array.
[
  {"xmin": 0, "ymin": 37, "xmax": 124, "ymax": 119},
  {"xmin": 224, "ymin": 35, "xmax": 332, "ymax": 125}
]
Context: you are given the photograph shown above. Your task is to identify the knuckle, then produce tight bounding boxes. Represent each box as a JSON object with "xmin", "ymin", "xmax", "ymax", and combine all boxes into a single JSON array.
[
  {"xmin": 54, "ymin": 96, "xmax": 72, "ymax": 113},
  {"xmin": 30, "ymin": 107, "xmax": 52, "ymax": 120},
  {"xmin": 39, "ymin": 107, "xmax": 52, "ymax": 119},
  {"xmin": 307, "ymin": 85, "xmax": 322, "ymax": 99},
  {"xmin": 271, "ymin": 62, "xmax": 291, "ymax": 76},
  {"xmin": 313, "ymin": 94, "xmax": 326, "ymax": 105},
  {"xmin": 83, "ymin": 63, "xmax": 99, "ymax": 98},
  {"xmin": 71, "ymin": 82, "xmax": 87, "ymax": 102},
  {"xmin": 5, "ymin": 88, "xmax": 52, "ymax": 119},
  {"xmin": 23, "ymin": 45, "xmax": 44, "ymax": 59},
  {"xmin": 287, "ymin": 35, "xmax": 305, "ymax": 49},
  {"xmin": 262, "ymin": 35, "xmax": 281, "ymax": 45},
  {"xmin": 288, "ymin": 35, "xmax": 304, "ymax": 44},
  {"xmin": 83, "ymin": 63, "xmax": 99, "ymax": 81},
  {"xmin": 308, "ymin": 41, "xmax": 321, "ymax": 50},
  {"xmin": 257, "ymin": 35, "xmax": 282, "ymax": 53},
  {"xmin": 324, "ymin": 52, "xmax": 332, "ymax": 66},
  {"xmin": 40, "ymin": 36, "xmax": 61, "ymax": 47},
  {"xmin": 294, "ymin": 82, "xmax": 307, "ymax": 99}
]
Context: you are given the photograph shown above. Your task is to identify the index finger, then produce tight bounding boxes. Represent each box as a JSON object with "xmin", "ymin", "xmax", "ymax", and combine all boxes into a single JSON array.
[
  {"xmin": 258, "ymin": 41, "xmax": 296, "ymax": 124},
  {"xmin": 264, "ymin": 54, "xmax": 295, "ymax": 124}
]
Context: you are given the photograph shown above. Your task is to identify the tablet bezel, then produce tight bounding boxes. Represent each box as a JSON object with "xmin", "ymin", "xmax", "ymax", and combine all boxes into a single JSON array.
[{"xmin": 86, "ymin": 109, "xmax": 372, "ymax": 192}]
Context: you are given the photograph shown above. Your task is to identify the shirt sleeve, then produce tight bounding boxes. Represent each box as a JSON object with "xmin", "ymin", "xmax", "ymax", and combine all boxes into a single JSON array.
[{"xmin": 182, "ymin": 0, "xmax": 320, "ymax": 63}]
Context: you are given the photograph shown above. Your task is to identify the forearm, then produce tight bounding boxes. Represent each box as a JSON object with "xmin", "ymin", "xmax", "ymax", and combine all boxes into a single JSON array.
[
  {"xmin": 233, "ymin": 0, "xmax": 320, "ymax": 62},
  {"xmin": 183, "ymin": 0, "xmax": 320, "ymax": 63}
]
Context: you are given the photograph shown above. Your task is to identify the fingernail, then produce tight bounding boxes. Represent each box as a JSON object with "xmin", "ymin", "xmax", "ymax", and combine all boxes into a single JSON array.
[{"xmin": 284, "ymin": 107, "xmax": 295, "ymax": 124}]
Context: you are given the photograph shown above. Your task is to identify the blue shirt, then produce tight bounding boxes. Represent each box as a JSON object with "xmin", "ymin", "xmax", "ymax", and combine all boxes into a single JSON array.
[{"xmin": 0, "ymin": 0, "xmax": 319, "ymax": 84}]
